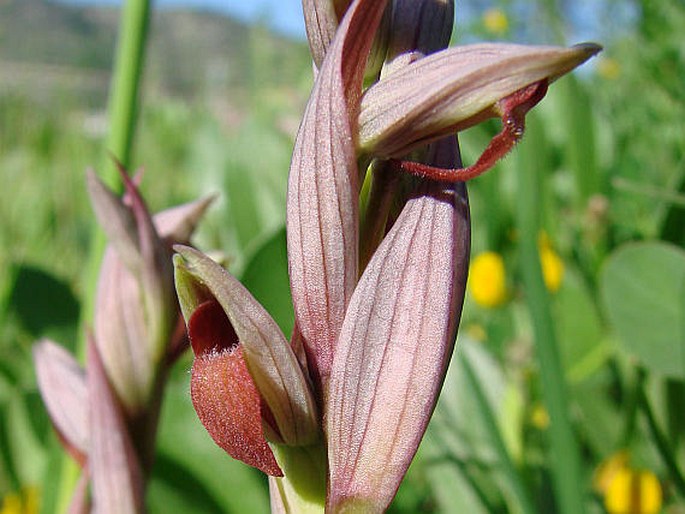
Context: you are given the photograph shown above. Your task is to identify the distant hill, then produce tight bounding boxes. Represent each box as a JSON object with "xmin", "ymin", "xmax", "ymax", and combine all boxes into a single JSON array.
[{"xmin": 0, "ymin": 0, "xmax": 310, "ymax": 103}]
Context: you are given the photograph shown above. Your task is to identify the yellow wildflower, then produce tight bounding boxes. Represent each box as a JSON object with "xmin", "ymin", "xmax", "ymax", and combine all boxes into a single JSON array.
[
  {"xmin": 468, "ymin": 251, "xmax": 507, "ymax": 308},
  {"xmin": 539, "ymin": 247, "xmax": 564, "ymax": 292},
  {"xmin": 594, "ymin": 450, "xmax": 631, "ymax": 494},
  {"xmin": 482, "ymin": 8, "xmax": 509, "ymax": 35},
  {"xmin": 0, "ymin": 487, "xmax": 38, "ymax": 514},
  {"xmin": 466, "ymin": 323, "xmax": 487, "ymax": 342},
  {"xmin": 538, "ymin": 232, "xmax": 564, "ymax": 293},
  {"xmin": 597, "ymin": 57, "xmax": 621, "ymax": 80},
  {"xmin": 605, "ymin": 467, "xmax": 662, "ymax": 514},
  {"xmin": 0, "ymin": 492, "xmax": 22, "ymax": 514},
  {"xmin": 530, "ymin": 403, "xmax": 550, "ymax": 430}
]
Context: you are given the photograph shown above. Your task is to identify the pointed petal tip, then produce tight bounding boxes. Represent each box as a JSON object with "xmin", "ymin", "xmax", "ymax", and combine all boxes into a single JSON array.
[
  {"xmin": 154, "ymin": 193, "xmax": 216, "ymax": 242},
  {"xmin": 173, "ymin": 244, "xmax": 198, "ymax": 260},
  {"xmin": 574, "ymin": 41, "xmax": 603, "ymax": 56},
  {"xmin": 567, "ymin": 42, "xmax": 602, "ymax": 69}
]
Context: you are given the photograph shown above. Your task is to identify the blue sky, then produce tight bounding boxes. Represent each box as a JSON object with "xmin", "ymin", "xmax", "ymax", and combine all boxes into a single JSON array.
[
  {"xmin": 59, "ymin": 0, "xmax": 308, "ymax": 38},
  {"xmin": 56, "ymin": 0, "xmax": 624, "ymax": 47}
]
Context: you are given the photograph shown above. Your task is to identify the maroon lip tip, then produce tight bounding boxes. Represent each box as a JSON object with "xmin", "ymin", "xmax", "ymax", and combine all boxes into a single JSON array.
[{"xmin": 188, "ymin": 299, "xmax": 239, "ymax": 357}]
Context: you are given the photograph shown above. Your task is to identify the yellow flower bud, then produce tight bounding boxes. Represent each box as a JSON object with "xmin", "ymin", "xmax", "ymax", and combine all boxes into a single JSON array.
[
  {"xmin": 468, "ymin": 251, "xmax": 507, "ymax": 308},
  {"xmin": 594, "ymin": 450, "xmax": 630, "ymax": 494},
  {"xmin": 597, "ymin": 57, "xmax": 621, "ymax": 80},
  {"xmin": 530, "ymin": 403, "xmax": 550, "ymax": 430},
  {"xmin": 0, "ymin": 486, "xmax": 39, "ymax": 514},
  {"xmin": 605, "ymin": 468, "xmax": 662, "ymax": 514},
  {"xmin": 540, "ymin": 247, "xmax": 564, "ymax": 293},
  {"xmin": 483, "ymin": 8, "xmax": 509, "ymax": 35},
  {"xmin": 1, "ymin": 492, "xmax": 22, "ymax": 514}
]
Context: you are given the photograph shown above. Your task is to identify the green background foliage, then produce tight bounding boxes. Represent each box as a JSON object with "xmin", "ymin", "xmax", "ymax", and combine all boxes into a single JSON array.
[{"xmin": 1, "ymin": 0, "xmax": 684, "ymax": 512}]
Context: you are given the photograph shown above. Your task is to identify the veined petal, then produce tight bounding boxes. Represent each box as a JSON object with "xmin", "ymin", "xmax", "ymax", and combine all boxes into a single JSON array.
[
  {"xmin": 174, "ymin": 245, "xmax": 318, "ymax": 446},
  {"xmin": 33, "ymin": 339, "xmax": 88, "ymax": 464},
  {"xmin": 287, "ymin": 0, "xmax": 389, "ymax": 391},
  {"xmin": 359, "ymin": 42, "xmax": 601, "ymax": 157},
  {"xmin": 89, "ymin": 168, "xmax": 179, "ymax": 413},
  {"xmin": 94, "ymin": 247, "xmax": 155, "ymax": 412},
  {"xmin": 88, "ymin": 338, "xmax": 145, "ymax": 514},
  {"xmin": 327, "ymin": 138, "xmax": 470, "ymax": 512},
  {"xmin": 303, "ymin": 0, "xmax": 341, "ymax": 68}
]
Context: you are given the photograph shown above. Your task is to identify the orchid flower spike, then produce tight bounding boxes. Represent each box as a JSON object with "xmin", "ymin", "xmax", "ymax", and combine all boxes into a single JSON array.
[
  {"xmin": 172, "ymin": 0, "xmax": 600, "ymax": 512},
  {"xmin": 34, "ymin": 168, "xmax": 212, "ymax": 513}
]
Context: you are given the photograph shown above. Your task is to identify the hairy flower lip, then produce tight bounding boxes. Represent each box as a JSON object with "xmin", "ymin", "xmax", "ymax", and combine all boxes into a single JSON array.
[
  {"xmin": 174, "ymin": 245, "xmax": 319, "ymax": 447},
  {"xmin": 190, "ymin": 343, "xmax": 285, "ymax": 476},
  {"xmin": 358, "ymin": 42, "xmax": 602, "ymax": 158}
]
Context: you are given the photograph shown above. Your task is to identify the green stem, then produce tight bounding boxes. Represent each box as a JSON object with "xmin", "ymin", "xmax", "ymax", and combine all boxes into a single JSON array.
[
  {"xmin": 272, "ymin": 443, "xmax": 328, "ymax": 513},
  {"xmin": 55, "ymin": 2, "xmax": 151, "ymax": 512},
  {"xmin": 515, "ymin": 116, "xmax": 585, "ymax": 514},
  {"xmin": 462, "ymin": 356, "xmax": 537, "ymax": 514},
  {"xmin": 638, "ymin": 377, "xmax": 685, "ymax": 499},
  {"xmin": 101, "ymin": 0, "xmax": 152, "ymax": 189}
]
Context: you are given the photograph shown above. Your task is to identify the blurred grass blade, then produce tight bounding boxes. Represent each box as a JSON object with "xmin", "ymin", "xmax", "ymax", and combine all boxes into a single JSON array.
[
  {"xmin": 558, "ymin": 75, "xmax": 600, "ymax": 208},
  {"xmin": 462, "ymin": 355, "xmax": 537, "ymax": 514},
  {"xmin": 515, "ymin": 112, "xmax": 585, "ymax": 514}
]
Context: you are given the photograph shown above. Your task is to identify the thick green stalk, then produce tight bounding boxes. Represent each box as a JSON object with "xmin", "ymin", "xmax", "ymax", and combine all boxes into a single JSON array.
[
  {"xmin": 515, "ymin": 114, "xmax": 585, "ymax": 514},
  {"xmin": 101, "ymin": 0, "xmax": 151, "ymax": 188},
  {"xmin": 55, "ymin": 2, "xmax": 151, "ymax": 512}
]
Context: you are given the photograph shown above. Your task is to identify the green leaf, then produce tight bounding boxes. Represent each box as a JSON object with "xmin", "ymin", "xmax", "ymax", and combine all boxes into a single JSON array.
[
  {"xmin": 600, "ymin": 242, "xmax": 685, "ymax": 379},
  {"xmin": 7, "ymin": 264, "xmax": 80, "ymax": 346},
  {"xmin": 553, "ymin": 267, "xmax": 609, "ymax": 383},
  {"xmin": 426, "ymin": 338, "xmax": 531, "ymax": 513},
  {"xmin": 240, "ymin": 228, "xmax": 294, "ymax": 337},
  {"xmin": 148, "ymin": 453, "xmax": 226, "ymax": 514}
]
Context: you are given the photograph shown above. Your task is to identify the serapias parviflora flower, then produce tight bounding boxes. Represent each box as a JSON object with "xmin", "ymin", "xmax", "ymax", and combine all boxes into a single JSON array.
[{"xmin": 173, "ymin": 0, "xmax": 600, "ymax": 512}]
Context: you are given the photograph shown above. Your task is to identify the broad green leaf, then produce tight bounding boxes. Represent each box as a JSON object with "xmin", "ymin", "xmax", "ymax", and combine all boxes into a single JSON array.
[
  {"xmin": 427, "ymin": 338, "xmax": 527, "ymax": 512},
  {"xmin": 147, "ymin": 453, "xmax": 226, "ymax": 514},
  {"xmin": 7, "ymin": 264, "xmax": 80, "ymax": 347},
  {"xmin": 423, "ymin": 454, "xmax": 492, "ymax": 514},
  {"xmin": 571, "ymin": 375, "xmax": 622, "ymax": 457},
  {"xmin": 600, "ymin": 242, "xmax": 685, "ymax": 379},
  {"xmin": 553, "ymin": 267, "xmax": 609, "ymax": 383}
]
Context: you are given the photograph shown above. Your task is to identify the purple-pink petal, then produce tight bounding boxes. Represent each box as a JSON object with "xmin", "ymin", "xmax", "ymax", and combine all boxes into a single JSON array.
[
  {"xmin": 327, "ymin": 140, "xmax": 470, "ymax": 512},
  {"xmin": 87, "ymin": 338, "xmax": 145, "ymax": 514},
  {"xmin": 286, "ymin": 0, "xmax": 390, "ymax": 393}
]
